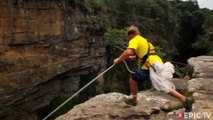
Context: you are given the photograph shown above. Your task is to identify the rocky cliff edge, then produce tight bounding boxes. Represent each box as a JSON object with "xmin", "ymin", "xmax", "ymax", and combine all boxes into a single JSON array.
[{"xmin": 56, "ymin": 56, "xmax": 213, "ymax": 120}]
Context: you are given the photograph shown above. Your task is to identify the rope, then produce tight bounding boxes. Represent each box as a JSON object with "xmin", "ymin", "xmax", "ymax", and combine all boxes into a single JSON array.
[
  {"xmin": 42, "ymin": 64, "xmax": 115, "ymax": 120},
  {"xmin": 42, "ymin": 46, "xmax": 134, "ymax": 120},
  {"xmin": 168, "ymin": 61, "xmax": 188, "ymax": 66},
  {"xmin": 114, "ymin": 46, "xmax": 126, "ymax": 51},
  {"xmin": 114, "ymin": 46, "xmax": 135, "ymax": 74},
  {"xmin": 122, "ymin": 60, "xmax": 135, "ymax": 74}
]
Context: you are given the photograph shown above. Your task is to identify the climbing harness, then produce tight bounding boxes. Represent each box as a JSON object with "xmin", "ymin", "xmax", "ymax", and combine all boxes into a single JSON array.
[
  {"xmin": 139, "ymin": 40, "xmax": 150, "ymax": 66},
  {"xmin": 114, "ymin": 45, "xmax": 189, "ymax": 67},
  {"xmin": 42, "ymin": 64, "xmax": 115, "ymax": 120}
]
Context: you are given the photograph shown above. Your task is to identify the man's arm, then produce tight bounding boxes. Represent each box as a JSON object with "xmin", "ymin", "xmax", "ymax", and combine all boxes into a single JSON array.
[
  {"xmin": 128, "ymin": 55, "xmax": 137, "ymax": 60},
  {"xmin": 113, "ymin": 48, "xmax": 135, "ymax": 64}
]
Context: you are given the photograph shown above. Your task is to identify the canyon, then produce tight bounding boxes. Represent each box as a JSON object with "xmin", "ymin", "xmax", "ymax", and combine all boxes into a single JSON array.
[{"xmin": 0, "ymin": 0, "xmax": 107, "ymax": 119}]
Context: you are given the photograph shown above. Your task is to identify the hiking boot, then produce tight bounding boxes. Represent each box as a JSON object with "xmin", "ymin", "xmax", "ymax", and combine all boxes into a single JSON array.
[
  {"xmin": 161, "ymin": 101, "xmax": 184, "ymax": 112},
  {"xmin": 125, "ymin": 98, "xmax": 137, "ymax": 106},
  {"xmin": 184, "ymin": 97, "xmax": 194, "ymax": 112}
]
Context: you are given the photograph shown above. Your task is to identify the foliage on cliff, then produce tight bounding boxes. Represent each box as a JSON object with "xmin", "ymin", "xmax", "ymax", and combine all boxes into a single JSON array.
[
  {"xmin": 97, "ymin": 0, "xmax": 213, "ymax": 93},
  {"xmin": 63, "ymin": 0, "xmax": 211, "ymax": 104},
  {"xmin": 102, "ymin": 0, "xmax": 213, "ymax": 61},
  {"xmin": 69, "ymin": 0, "xmax": 213, "ymax": 60}
]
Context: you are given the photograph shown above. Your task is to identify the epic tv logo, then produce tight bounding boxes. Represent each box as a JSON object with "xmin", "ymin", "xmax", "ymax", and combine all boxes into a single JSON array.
[{"xmin": 176, "ymin": 112, "xmax": 211, "ymax": 119}]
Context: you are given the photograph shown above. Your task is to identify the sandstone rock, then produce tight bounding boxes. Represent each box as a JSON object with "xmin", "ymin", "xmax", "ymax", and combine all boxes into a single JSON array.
[
  {"xmin": 188, "ymin": 78, "xmax": 213, "ymax": 94},
  {"xmin": 187, "ymin": 56, "xmax": 213, "ymax": 120},
  {"xmin": 188, "ymin": 56, "xmax": 213, "ymax": 78},
  {"xmin": 171, "ymin": 77, "xmax": 189, "ymax": 94},
  {"xmin": 56, "ymin": 91, "xmax": 181, "ymax": 120},
  {"xmin": 56, "ymin": 55, "xmax": 213, "ymax": 120},
  {"xmin": 0, "ymin": 0, "xmax": 107, "ymax": 120}
]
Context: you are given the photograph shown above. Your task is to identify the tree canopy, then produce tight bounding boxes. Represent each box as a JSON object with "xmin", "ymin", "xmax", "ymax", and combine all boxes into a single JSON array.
[{"xmin": 101, "ymin": 0, "xmax": 213, "ymax": 61}]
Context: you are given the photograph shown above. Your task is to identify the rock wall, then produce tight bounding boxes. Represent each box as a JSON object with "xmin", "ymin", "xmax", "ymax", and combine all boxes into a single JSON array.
[
  {"xmin": 0, "ymin": 0, "xmax": 107, "ymax": 120},
  {"xmin": 187, "ymin": 56, "xmax": 213, "ymax": 119}
]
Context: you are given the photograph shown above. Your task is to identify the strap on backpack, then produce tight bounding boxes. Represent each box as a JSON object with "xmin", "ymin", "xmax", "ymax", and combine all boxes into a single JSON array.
[
  {"xmin": 134, "ymin": 40, "xmax": 156, "ymax": 67},
  {"xmin": 140, "ymin": 40, "xmax": 150, "ymax": 66}
]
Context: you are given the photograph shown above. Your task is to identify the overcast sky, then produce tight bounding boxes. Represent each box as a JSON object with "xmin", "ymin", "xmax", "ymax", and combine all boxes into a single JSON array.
[{"xmin": 197, "ymin": 0, "xmax": 213, "ymax": 10}]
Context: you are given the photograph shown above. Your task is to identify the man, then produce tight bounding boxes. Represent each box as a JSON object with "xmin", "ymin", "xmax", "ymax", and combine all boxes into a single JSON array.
[{"xmin": 113, "ymin": 26, "xmax": 193, "ymax": 111}]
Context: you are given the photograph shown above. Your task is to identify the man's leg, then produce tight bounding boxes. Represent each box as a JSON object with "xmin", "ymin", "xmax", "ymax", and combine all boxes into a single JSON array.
[
  {"xmin": 168, "ymin": 90, "xmax": 194, "ymax": 111},
  {"xmin": 129, "ymin": 77, "xmax": 138, "ymax": 104},
  {"xmin": 129, "ymin": 69, "xmax": 149, "ymax": 105},
  {"xmin": 168, "ymin": 90, "xmax": 185, "ymax": 103}
]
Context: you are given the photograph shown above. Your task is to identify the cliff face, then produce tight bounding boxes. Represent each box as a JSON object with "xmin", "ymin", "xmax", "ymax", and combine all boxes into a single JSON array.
[
  {"xmin": 56, "ymin": 56, "xmax": 213, "ymax": 120},
  {"xmin": 0, "ymin": 0, "xmax": 106, "ymax": 119},
  {"xmin": 187, "ymin": 56, "xmax": 213, "ymax": 117}
]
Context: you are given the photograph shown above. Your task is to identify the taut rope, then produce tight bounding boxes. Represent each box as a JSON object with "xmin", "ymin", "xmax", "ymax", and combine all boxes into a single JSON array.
[{"xmin": 42, "ymin": 64, "xmax": 115, "ymax": 120}]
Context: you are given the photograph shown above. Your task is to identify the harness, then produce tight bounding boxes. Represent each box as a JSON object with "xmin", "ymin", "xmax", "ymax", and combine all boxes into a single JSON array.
[{"xmin": 136, "ymin": 40, "xmax": 156, "ymax": 67}]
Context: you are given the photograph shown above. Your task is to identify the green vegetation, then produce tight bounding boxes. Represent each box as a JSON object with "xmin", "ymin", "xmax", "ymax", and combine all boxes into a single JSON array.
[
  {"xmin": 38, "ymin": 97, "xmax": 79, "ymax": 120},
  {"xmin": 104, "ymin": 28, "xmax": 128, "ymax": 48},
  {"xmin": 98, "ymin": 0, "xmax": 213, "ymax": 93},
  {"xmin": 71, "ymin": 0, "xmax": 212, "ymax": 60},
  {"xmin": 103, "ymin": 28, "xmax": 134, "ymax": 94},
  {"xmin": 63, "ymin": 0, "xmax": 213, "ymax": 108},
  {"xmin": 38, "ymin": 67, "xmax": 102, "ymax": 120},
  {"xmin": 174, "ymin": 64, "xmax": 194, "ymax": 78},
  {"xmin": 102, "ymin": 0, "xmax": 212, "ymax": 61},
  {"xmin": 76, "ymin": 0, "xmax": 107, "ymax": 13}
]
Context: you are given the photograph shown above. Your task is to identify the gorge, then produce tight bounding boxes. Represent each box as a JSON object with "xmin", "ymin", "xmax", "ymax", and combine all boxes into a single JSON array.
[
  {"xmin": 0, "ymin": 0, "xmax": 213, "ymax": 120},
  {"xmin": 0, "ymin": 0, "xmax": 107, "ymax": 119}
]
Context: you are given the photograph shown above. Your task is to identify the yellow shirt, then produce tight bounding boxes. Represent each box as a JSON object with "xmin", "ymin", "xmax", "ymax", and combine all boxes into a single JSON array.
[{"xmin": 128, "ymin": 35, "xmax": 163, "ymax": 69}]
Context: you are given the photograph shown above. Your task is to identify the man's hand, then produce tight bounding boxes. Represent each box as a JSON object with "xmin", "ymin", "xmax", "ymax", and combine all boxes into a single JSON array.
[
  {"xmin": 113, "ymin": 48, "xmax": 135, "ymax": 65},
  {"xmin": 113, "ymin": 58, "xmax": 121, "ymax": 65}
]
